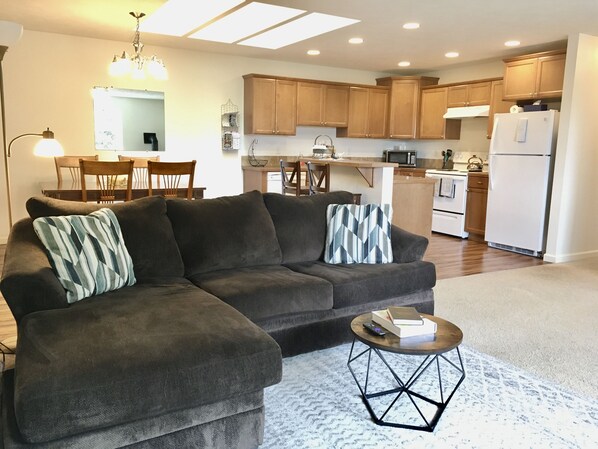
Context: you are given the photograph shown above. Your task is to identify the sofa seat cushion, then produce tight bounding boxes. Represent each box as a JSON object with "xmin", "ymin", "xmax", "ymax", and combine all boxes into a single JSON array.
[
  {"xmin": 167, "ymin": 191, "xmax": 282, "ymax": 276},
  {"xmin": 14, "ymin": 283, "xmax": 281, "ymax": 444},
  {"xmin": 188, "ymin": 265, "xmax": 333, "ymax": 321},
  {"xmin": 284, "ymin": 260, "xmax": 436, "ymax": 309}
]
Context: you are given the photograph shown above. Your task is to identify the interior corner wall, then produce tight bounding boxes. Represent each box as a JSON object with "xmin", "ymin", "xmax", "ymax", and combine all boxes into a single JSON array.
[
  {"xmin": 545, "ymin": 33, "xmax": 598, "ymax": 262},
  {"xmin": 0, "ymin": 30, "xmax": 390, "ymax": 243}
]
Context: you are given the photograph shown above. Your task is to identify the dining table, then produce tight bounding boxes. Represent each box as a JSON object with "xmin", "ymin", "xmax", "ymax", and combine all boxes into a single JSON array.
[{"xmin": 40, "ymin": 182, "xmax": 206, "ymax": 202}]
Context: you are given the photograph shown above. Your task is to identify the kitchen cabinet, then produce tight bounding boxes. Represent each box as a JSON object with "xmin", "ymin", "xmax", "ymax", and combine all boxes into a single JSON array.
[
  {"xmin": 487, "ymin": 80, "xmax": 516, "ymax": 138},
  {"xmin": 376, "ymin": 76, "xmax": 439, "ymax": 139},
  {"xmin": 419, "ymin": 87, "xmax": 461, "ymax": 140},
  {"xmin": 243, "ymin": 75, "xmax": 297, "ymax": 135},
  {"xmin": 296, "ymin": 82, "xmax": 349, "ymax": 127},
  {"xmin": 465, "ymin": 172, "xmax": 489, "ymax": 236},
  {"xmin": 503, "ymin": 50, "xmax": 566, "ymax": 101},
  {"xmin": 447, "ymin": 81, "xmax": 492, "ymax": 107},
  {"xmin": 337, "ymin": 86, "xmax": 389, "ymax": 138}
]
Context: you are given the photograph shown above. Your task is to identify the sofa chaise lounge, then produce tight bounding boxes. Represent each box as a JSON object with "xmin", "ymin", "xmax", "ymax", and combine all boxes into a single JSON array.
[{"xmin": 0, "ymin": 190, "xmax": 435, "ymax": 448}]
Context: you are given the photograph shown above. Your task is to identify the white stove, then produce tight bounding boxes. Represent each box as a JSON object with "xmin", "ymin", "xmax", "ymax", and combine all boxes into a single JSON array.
[{"xmin": 425, "ymin": 169, "xmax": 469, "ymax": 238}]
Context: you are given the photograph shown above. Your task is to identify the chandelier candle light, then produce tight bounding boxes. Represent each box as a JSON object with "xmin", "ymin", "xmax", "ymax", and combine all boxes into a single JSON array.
[{"xmin": 110, "ymin": 12, "xmax": 168, "ymax": 80}]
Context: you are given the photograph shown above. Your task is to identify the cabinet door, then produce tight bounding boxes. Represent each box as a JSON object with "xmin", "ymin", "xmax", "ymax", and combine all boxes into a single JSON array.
[
  {"xmin": 344, "ymin": 87, "xmax": 369, "ymax": 137},
  {"xmin": 487, "ymin": 80, "xmax": 515, "ymax": 138},
  {"xmin": 536, "ymin": 54, "xmax": 566, "ymax": 99},
  {"xmin": 366, "ymin": 89, "xmax": 389, "ymax": 138},
  {"xmin": 419, "ymin": 88, "xmax": 449, "ymax": 139},
  {"xmin": 275, "ymin": 79, "xmax": 297, "ymax": 135},
  {"xmin": 503, "ymin": 59, "xmax": 538, "ymax": 100},
  {"xmin": 296, "ymin": 82, "xmax": 323, "ymax": 126},
  {"xmin": 246, "ymin": 77, "xmax": 277, "ymax": 134},
  {"xmin": 388, "ymin": 80, "xmax": 419, "ymax": 139},
  {"xmin": 323, "ymin": 84, "xmax": 349, "ymax": 127},
  {"xmin": 467, "ymin": 82, "xmax": 491, "ymax": 105},
  {"xmin": 465, "ymin": 188, "xmax": 488, "ymax": 235},
  {"xmin": 447, "ymin": 85, "xmax": 469, "ymax": 107}
]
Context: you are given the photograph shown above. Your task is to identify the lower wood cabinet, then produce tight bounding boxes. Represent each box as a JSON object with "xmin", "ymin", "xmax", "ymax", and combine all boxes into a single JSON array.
[{"xmin": 465, "ymin": 173, "xmax": 489, "ymax": 236}]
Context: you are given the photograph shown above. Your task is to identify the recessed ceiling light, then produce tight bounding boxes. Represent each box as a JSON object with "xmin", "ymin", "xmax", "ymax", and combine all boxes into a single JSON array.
[
  {"xmin": 307, "ymin": 49, "xmax": 320, "ymax": 55},
  {"xmin": 238, "ymin": 13, "xmax": 360, "ymax": 50},
  {"xmin": 140, "ymin": 0, "xmax": 244, "ymax": 37},
  {"xmin": 504, "ymin": 40, "xmax": 521, "ymax": 47},
  {"xmin": 398, "ymin": 61, "xmax": 411, "ymax": 67},
  {"xmin": 188, "ymin": 2, "xmax": 305, "ymax": 43},
  {"xmin": 445, "ymin": 51, "xmax": 460, "ymax": 58},
  {"xmin": 403, "ymin": 22, "xmax": 420, "ymax": 30},
  {"xmin": 348, "ymin": 37, "xmax": 363, "ymax": 44}
]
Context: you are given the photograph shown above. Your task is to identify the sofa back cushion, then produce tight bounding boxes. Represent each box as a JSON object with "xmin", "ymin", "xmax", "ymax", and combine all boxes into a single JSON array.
[
  {"xmin": 26, "ymin": 196, "xmax": 184, "ymax": 279},
  {"xmin": 167, "ymin": 191, "xmax": 282, "ymax": 275},
  {"xmin": 263, "ymin": 191, "xmax": 355, "ymax": 263}
]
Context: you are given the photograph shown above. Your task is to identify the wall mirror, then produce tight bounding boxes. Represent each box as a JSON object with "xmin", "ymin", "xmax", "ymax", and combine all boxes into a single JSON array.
[{"xmin": 92, "ymin": 87, "xmax": 165, "ymax": 151}]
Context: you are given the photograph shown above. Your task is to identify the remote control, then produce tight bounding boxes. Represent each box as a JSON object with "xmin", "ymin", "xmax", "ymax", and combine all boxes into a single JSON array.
[{"xmin": 363, "ymin": 322, "xmax": 386, "ymax": 336}]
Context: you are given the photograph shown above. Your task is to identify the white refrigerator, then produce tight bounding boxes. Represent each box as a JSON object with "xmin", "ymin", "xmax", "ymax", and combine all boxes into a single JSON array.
[{"xmin": 485, "ymin": 110, "xmax": 559, "ymax": 257}]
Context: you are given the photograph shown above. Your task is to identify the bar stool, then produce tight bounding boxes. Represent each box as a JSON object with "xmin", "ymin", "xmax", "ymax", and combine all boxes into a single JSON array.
[
  {"xmin": 280, "ymin": 160, "xmax": 310, "ymax": 196},
  {"xmin": 306, "ymin": 161, "xmax": 330, "ymax": 195}
]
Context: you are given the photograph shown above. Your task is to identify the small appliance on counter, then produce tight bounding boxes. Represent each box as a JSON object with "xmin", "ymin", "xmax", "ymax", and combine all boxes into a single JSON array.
[
  {"xmin": 466, "ymin": 155, "xmax": 484, "ymax": 172},
  {"xmin": 312, "ymin": 135, "xmax": 336, "ymax": 159},
  {"xmin": 384, "ymin": 149, "xmax": 417, "ymax": 167},
  {"xmin": 441, "ymin": 149, "xmax": 453, "ymax": 170}
]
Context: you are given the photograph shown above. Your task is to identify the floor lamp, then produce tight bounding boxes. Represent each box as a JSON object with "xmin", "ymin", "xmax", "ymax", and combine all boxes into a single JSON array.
[{"xmin": 1, "ymin": 21, "xmax": 63, "ymax": 227}]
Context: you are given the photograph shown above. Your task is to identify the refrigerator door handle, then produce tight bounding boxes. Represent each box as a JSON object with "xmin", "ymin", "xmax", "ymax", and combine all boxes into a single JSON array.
[
  {"xmin": 489, "ymin": 155, "xmax": 495, "ymax": 190},
  {"xmin": 489, "ymin": 116, "xmax": 500, "ymax": 155}
]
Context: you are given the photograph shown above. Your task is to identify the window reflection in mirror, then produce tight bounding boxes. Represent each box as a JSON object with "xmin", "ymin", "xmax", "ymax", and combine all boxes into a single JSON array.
[{"xmin": 92, "ymin": 87, "xmax": 165, "ymax": 151}]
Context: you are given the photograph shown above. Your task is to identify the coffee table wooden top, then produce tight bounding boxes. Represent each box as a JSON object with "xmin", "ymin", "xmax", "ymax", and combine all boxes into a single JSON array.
[{"xmin": 351, "ymin": 313, "xmax": 463, "ymax": 355}]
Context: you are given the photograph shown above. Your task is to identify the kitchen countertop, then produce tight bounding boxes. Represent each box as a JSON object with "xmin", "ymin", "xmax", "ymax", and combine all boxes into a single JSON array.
[{"xmin": 299, "ymin": 157, "xmax": 396, "ymax": 168}]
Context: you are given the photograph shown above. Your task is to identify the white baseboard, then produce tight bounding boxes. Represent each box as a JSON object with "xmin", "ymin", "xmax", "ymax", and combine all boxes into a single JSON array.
[{"xmin": 543, "ymin": 249, "xmax": 598, "ymax": 263}]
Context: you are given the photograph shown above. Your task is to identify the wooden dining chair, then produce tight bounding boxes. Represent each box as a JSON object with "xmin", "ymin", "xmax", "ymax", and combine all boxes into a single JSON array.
[
  {"xmin": 79, "ymin": 160, "xmax": 134, "ymax": 203},
  {"xmin": 118, "ymin": 155, "xmax": 160, "ymax": 188},
  {"xmin": 54, "ymin": 155, "xmax": 98, "ymax": 185},
  {"xmin": 147, "ymin": 160, "xmax": 196, "ymax": 200},
  {"xmin": 280, "ymin": 160, "xmax": 310, "ymax": 196},
  {"xmin": 306, "ymin": 161, "xmax": 330, "ymax": 195}
]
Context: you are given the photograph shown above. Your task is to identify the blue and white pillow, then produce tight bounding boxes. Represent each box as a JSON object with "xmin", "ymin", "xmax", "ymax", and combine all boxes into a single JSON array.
[
  {"xmin": 324, "ymin": 203, "xmax": 393, "ymax": 264},
  {"xmin": 33, "ymin": 208, "xmax": 136, "ymax": 303}
]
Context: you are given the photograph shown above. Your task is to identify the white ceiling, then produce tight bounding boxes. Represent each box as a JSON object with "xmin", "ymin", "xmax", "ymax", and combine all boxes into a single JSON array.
[{"xmin": 2, "ymin": 0, "xmax": 597, "ymax": 73}]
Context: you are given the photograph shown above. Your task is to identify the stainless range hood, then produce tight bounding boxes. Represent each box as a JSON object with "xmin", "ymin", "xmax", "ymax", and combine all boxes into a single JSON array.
[{"xmin": 443, "ymin": 105, "xmax": 490, "ymax": 119}]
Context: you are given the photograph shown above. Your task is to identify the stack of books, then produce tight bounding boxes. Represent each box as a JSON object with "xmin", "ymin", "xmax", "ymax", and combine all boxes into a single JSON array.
[{"xmin": 371, "ymin": 306, "xmax": 436, "ymax": 338}]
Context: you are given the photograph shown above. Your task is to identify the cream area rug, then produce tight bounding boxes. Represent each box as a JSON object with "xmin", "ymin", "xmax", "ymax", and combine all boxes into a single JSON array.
[{"xmin": 433, "ymin": 256, "xmax": 598, "ymax": 398}]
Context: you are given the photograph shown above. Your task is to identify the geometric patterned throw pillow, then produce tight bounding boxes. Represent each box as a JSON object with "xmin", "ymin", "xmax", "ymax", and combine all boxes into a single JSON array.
[
  {"xmin": 324, "ymin": 203, "xmax": 393, "ymax": 264},
  {"xmin": 33, "ymin": 208, "xmax": 136, "ymax": 303}
]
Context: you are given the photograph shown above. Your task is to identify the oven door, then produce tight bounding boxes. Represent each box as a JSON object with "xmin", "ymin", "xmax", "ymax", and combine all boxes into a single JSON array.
[{"xmin": 425, "ymin": 173, "xmax": 468, "ymax": 214}]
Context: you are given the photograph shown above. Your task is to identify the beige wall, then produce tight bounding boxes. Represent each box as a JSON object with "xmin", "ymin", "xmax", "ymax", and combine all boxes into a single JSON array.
[
  {"xmin": 0, "ymin": 30, "xmax": 392, "ymax": 241},
  {"xmin": 545, "ymin": 34, "xmax": 598, "ymax": 262}
]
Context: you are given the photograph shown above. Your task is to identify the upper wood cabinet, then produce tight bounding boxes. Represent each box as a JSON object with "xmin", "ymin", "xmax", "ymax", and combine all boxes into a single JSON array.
[
  {"xmin": 376, "ymin": 76, "xmax": 439, "ymax": 139},
  {"xmin": 336, "ymin": 86, "xmax": 389, "ymax": 138},
  {"xmin": 503, "ymin": 50, "xmax": 566, "ymax": 101},
  {"xmin": 297, "ymin": 82, "xmax": 349, "ymax": 127},
  {"xmin": 419, "ymin": 87, "xmax": 461, "ymax": 140},
  {"xmin": 447, "ymin": 81, "xmax": 492, "ymax": 107},
  {"xmin": 243, "ymin": 75, "xmax": 297, "ymax": 135},
  {"xmin": 487, "ymin": 80, "xmax": 516, "ymax": 139}
]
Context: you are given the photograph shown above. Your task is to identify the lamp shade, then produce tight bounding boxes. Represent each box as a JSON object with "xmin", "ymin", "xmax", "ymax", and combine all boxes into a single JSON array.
[
  {"xmin": 33, "ymin": 138, "xmax": 63, "ymax": 157},
  {"xmin": 0, "ymin": 21, "xmax": 23, "ymax": 47}
]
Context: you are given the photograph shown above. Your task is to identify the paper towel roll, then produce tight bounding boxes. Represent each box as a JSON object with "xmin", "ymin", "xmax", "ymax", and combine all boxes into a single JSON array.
[{"xmin": 510, "ymin": 105, "xmax": 524, "ymax": 113}]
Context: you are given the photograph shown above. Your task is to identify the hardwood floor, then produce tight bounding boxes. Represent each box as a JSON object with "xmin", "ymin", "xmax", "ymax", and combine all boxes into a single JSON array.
[{"xmin": 0, "ymin": 234, "xmax": 543, "ymax": 345}]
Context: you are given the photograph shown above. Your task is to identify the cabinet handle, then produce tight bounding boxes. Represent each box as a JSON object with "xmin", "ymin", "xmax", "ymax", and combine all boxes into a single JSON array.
[{"xmin": 477, "ymin": 181, "xmax": 483, "ymax": 185}]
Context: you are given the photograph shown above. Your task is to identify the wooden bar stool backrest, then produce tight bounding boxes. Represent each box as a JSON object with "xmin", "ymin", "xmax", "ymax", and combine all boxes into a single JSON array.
[
  {"xmin": 306, "ymin": 161, "xmax": 330, "ymax": 195},
  {"xmin": 79, "ymin": 160, "xmax": 134, "ymax": 203},
  {"xmin": 118, "ymin": 155, "xmax": 160, "ymax": 188},
  {"xmin": 55, "ymin": 155, "xmax": 99, "ymax": 185},
  {"xmin": 280, "ymin": 160, "xmax": 309, "ymax": 196},
  {"xmin": 147, "ymin": 160, "xmax": 196, "ymax": 200}
]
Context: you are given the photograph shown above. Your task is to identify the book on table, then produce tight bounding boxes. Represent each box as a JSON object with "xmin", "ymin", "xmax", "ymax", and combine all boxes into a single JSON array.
[
  {"xmin": 371, "ymin": 310, "xmax": 437, "ymax": 338},
  {"xmin": 387, "ymin": 306, "xmax": 424, "ymax": 325}
]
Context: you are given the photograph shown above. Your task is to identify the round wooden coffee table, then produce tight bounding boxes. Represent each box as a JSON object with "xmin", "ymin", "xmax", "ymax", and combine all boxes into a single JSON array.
[{"xmin": 347, "ymin": 313, "xmax": 465, "ymax": 432}]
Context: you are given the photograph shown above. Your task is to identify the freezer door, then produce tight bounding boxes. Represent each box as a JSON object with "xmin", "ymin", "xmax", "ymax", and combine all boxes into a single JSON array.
[
  {"xmin": 485, "ymin": 154, "xmax": 551, "ymax": 252},
  {"xmin": 490, "ymin": 111, "xmax": 557, "ymax": 156}
]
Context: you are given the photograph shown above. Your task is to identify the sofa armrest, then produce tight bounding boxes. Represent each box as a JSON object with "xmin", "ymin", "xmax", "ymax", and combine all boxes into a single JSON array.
[
  {"xmin": 0, "ymin": 219, "xmax": 68, "ymax": 324},
  {"xmin": 391, "ymin": 225, "xmax": 429, "ymax": 263}
]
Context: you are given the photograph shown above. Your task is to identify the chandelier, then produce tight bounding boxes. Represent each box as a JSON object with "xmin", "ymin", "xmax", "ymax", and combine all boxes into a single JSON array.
[{"xmin": 109, "ymin": 12, "xmax": 168, "ymax": 80}]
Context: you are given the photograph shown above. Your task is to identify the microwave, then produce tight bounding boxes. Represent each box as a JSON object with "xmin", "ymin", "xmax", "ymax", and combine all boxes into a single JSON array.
[{"xmin": 384, "ymin": 150, "xmax": 417, "ymax": 167}]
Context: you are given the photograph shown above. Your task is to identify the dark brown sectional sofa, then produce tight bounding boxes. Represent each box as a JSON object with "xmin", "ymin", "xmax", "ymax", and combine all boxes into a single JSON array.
[{"xmin": 0, "ymin": 190, "xmax": 435, "ymax": 448}]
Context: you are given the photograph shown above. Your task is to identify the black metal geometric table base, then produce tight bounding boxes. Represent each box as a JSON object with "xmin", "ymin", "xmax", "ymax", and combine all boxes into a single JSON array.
[{"xmin": 347, "ymin": 338, "xmax": 465, "ymax": 432}]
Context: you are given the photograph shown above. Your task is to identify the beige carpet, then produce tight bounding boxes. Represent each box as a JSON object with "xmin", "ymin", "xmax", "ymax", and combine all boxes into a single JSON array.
[{"xmin": 434, "ymin": 256, "xmax": 598, "ymax": 399}]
